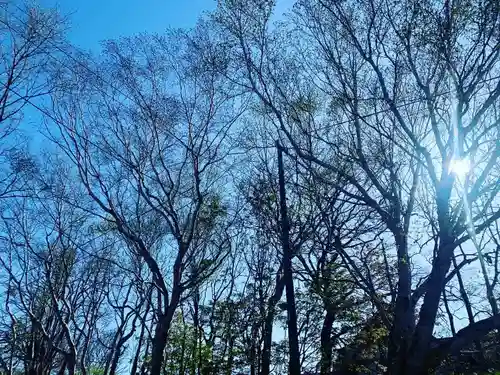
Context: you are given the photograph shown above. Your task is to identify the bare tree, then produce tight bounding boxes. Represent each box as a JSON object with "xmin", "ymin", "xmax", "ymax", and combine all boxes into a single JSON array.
[
  {"xmin": 0, "ymin": 170, "xmax": 114, "ymax": 375},
  {"xmin": 48, "ymin": 27, "xmax": 245, "ymax": 374},
  {"xmin": 212, "ymin": 0, "xmax": 500, "ymax": 373},
  {"xmin": 1, "ymin": 1, "xmax": 499, "ymax": 375},
  {"xmin": 0, "ymin": 2, "xmax": 62, "ymax": 200}
]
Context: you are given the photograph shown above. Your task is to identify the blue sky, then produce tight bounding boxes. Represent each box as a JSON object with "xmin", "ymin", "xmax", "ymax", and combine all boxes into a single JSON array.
[
  {"xmin": 40, "ymin": 0, "xmax": 216, "ymax": 51},
  {"xmin": 38, "ymin": 0, "xmax": 294, "ymax": 51}
]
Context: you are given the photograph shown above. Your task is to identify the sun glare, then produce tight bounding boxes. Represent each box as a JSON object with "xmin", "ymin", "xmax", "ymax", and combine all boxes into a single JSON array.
[{"xmin": 449, "ymin": 158, "xmax": 471, "ymax": 180}]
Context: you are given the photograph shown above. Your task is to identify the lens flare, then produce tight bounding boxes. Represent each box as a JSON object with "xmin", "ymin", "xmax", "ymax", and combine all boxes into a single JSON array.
[{"xmin": 449, "ymin": 158, "xmax": 471, "ymax": 180}]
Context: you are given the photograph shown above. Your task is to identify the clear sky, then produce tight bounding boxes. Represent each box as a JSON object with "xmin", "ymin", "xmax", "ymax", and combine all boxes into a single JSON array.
[{"xmin": 40, "ymin": 0, "xmax": 217, "ymax": 51}]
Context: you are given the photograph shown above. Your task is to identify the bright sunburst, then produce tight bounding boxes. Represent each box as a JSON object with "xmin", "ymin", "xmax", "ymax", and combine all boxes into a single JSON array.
[{"xmin": 449, "ymin": 158, "xmax": 471, "ymax": 180}]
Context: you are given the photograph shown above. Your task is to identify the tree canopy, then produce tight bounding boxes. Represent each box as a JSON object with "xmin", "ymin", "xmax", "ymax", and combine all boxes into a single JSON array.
[{"xmin": 1, "ymin": 1, "xmax": 500, "ymax": 374}]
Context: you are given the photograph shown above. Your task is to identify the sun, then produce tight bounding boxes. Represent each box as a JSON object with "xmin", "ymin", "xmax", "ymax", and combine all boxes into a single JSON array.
[{"xmin": 449, "ymin": 158, "xmax": 471, "ymax": 180}]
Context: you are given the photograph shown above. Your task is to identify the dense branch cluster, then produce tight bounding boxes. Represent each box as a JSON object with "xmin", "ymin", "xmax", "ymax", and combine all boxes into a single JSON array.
[{"xmin": 0, "ymin": 1, "xmax": 500, "ymax": 375}]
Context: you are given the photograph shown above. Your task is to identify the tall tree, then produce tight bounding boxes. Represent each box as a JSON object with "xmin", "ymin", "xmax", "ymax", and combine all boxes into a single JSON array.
[
  {"xmin": 212, "ymin": 0, "xmax": 500, "ymax": 373},
  {"xmin": 49, "ymin": 29, "xmax": 244, "ymax": 374}
]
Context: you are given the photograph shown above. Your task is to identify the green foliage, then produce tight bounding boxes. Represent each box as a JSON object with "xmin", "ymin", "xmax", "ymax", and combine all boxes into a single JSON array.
[
  {"xmin": 75, "ymin": 366, "xmax": 104, "ymax": 375},
  {"xmin": 290, "ymin": 92, "xmax": 319, "ymax": 118},
  {"xmin": 197, "ymin": 194, "xmax": 228, "ymax": 233},
  {"xmin": 89, "ymin": 367, "xmax": 105, "ymax": 375},
  {"xmin": 163, "ymin": 312, "xmax": 213, "ymax": 375}
]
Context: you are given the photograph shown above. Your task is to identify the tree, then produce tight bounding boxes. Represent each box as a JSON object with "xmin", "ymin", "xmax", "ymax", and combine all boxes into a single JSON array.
[
  {"xmin": 1, "ymin": 1, "xmax": 500, "ymax": 374},
  {"xmin": 0, "ymin": 2, "xmax": 62, "ymax": 200},
  {"xmin": 212, "ymin": 0, "xmax": 500, "ymax": 373},
  {"xmin": 0, "ymin": 169, "xmax": 114, "ymax": 375},
  {"xmin": 49, "ymin": 28, "xmax": 244, "ymax": 374}
]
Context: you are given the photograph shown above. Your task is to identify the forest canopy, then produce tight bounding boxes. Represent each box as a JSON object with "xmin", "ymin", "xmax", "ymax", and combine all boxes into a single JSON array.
[{"xmin": 0, "ymin": 0, "xmax": 500, "ymax": 374}]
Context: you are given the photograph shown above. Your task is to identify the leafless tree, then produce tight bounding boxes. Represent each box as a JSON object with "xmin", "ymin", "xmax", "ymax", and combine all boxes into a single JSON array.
[
  {"xmin": 0, "ymin": 172, "xmax": 114, "ymax": 375},
  {"xmin": 212, "ymin": 0, "xmax": 500, "ymax": 373},
  {"xmin": 48, "ymin": 27, "xmax": 245, "ymax": 374},
  {"xmin": 0, "ymin": 2, "xmax": 62, "ymax": 200}
]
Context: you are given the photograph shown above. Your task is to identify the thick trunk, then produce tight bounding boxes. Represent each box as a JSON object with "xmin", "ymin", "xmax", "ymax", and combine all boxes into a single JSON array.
[
  {"xmin": 388, "ymin": 231, "xmax": 414, "ymax": 374},
  {"xmin": 249, "ymin": 343, "xmax": 256, "ymax": 375},
  {"xmin": 150, "ymin": 292, "xmax": 179, "ymax": 375},
  {"xmin": 406, "ymin": 239, "xmax": 454, "ymax": 375},
  {"xmin": 66, "ymin": 355, "xmax": 76, "ymax": 375},
  {"xmin": 150, "ymin": 317, "xmax": 170, "ymax": 375},
  {"xmin": 26, "ymin": 362, "xmax": 37, "ymax": 375},
  {"xmin": 403, "ymin": 175, "xmax": 455, "ymax": 374},
  {"xmin": 320, "ymin": 308, "xmax": 335, "ymax": 375},
  {"xmin": 257, "ymin": 343, "xmax": 262, "ymax": 375},
  {"xmin": 260, "ymin": 310, "xmax": 276, "ymax": 375},
  {"xmin": 226, "ymin": 335, "xmax": 234, "ymax": 375},
  {"xmin": 26, "ymin": 331, "xmax": 36, "ymax": 375}
]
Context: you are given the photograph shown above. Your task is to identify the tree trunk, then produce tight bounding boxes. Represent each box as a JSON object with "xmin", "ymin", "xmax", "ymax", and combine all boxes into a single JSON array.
[
  {"xmin": 250, "ymin": 348, "xmax": 256, "ymax": 375},
  {"xmin": 150, "ymin": 291, "xmax": 179, "ymax": 375},
  {"xmin": 150, "ymin": 316, "xmax": 170, "ymax": 375},
  {"xmin": 226, "ymin": 334, "xmax": 235, "ymax": 375},
  {"xmin": 140, "ymin": 339, "xmax": 151, "ymax": 375},
  {"xmin": 192, "ymin": 290, "xmax": 201, "ymax": 375},
  {"xmin": 110, "ymin": 329, "xmax": 137, "ymax": 375},
  {"xmin": 131, "ymin": 328, "xmax": 145, "ymax": 375},
  {"xmin": 109, "ymin": 347, "xmax": 122, "ymax": 375},
  {"xmin": 388, "ymin": 231, "xmax": 414, "ymax": 375},
  {"xmin": 406, "ymin": 239, "xmax": 454, "ymax": 375},
  {"xmin": 453, "ymin": 256, "xmax": 486, "ymax": 362},
  {"xmin": 179, "ymin": 319, "xmax": 187, "ymax": 375},
  {"xmin": 131, "ymin": 329, "xmax": 145, "ymax": 375},
  {"xmin": 104, "ymin": 329, "xmax": 121, "ymax": 375},
  {"xmin": 276, "ymin": 142, "xmax": 301, "ymax": 375},
  {"xmin": 261, "ymin": 276, "xmax": 285, "ymax": 375},
  {"xmin": 249, "ymin": 324, "xmax": 259, "ymax": 375},
  {"xmin": 56, "ymin": 358, "xmax": 66, "ymax": 375},
  {"xmin": 442, "ymin": 288, "xmax": 455, "ymax": 335},
  {"xmin": 66, "ymin": 355, "xmax": 76, "ymax": 375},
  {"xmin": 80, "ymin": 327, "xmax": 93, "ymax": 375},
  {"xmin": 320, "ymin": 308, "xmax": 335, "ymax": 375},
  {"xmin": 131, "ymin": 300, "xmax": 151, "ymax": 375}
]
